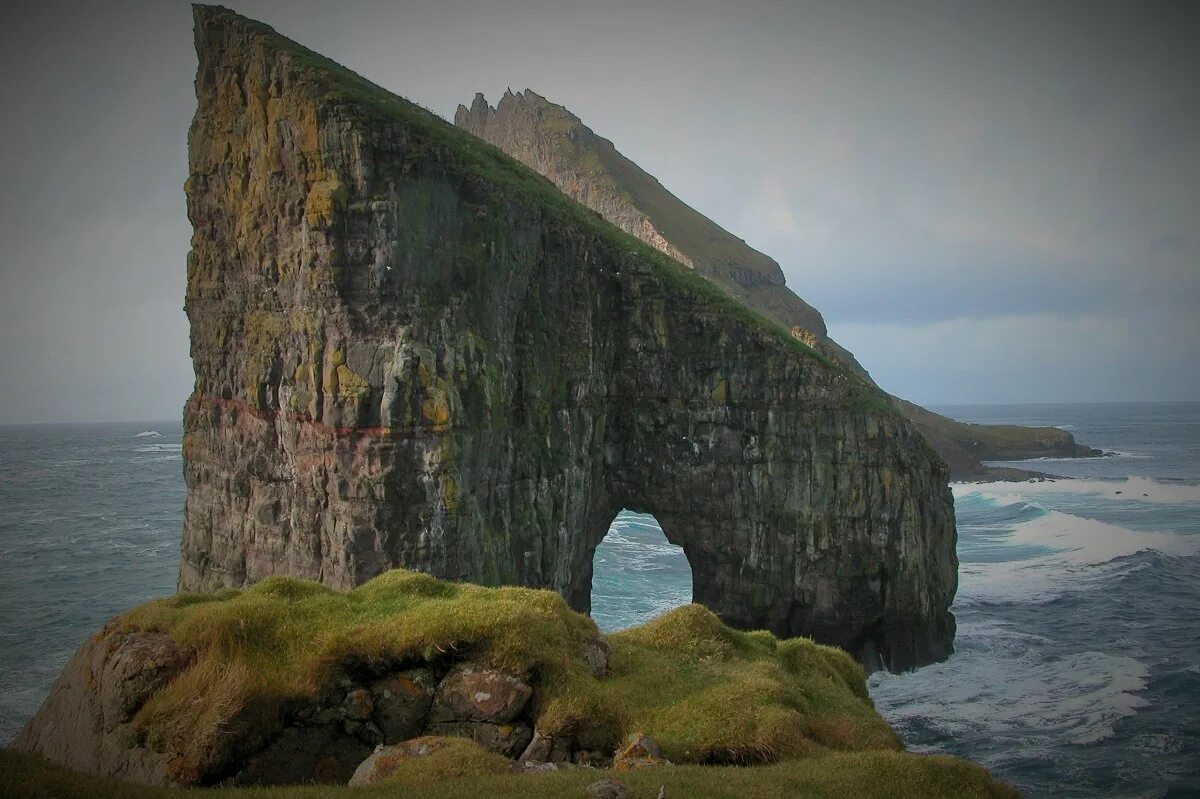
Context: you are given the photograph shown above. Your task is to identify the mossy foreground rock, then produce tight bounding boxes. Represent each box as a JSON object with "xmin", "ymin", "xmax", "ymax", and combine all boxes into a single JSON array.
[
  {"xmin": 178, "ymin": 4, "xmax": 956, "ymax": 671},
  {"xmin": 9, "ymin": 572, "xmax": 1017, "ymax": 798}
]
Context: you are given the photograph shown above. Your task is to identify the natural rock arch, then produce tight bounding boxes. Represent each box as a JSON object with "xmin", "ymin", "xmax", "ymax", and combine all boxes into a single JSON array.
[
  {"xmin": 178, "ymin": 6, "xmax": 957, "ymax": 672},
  {"xmin": 589, "ymin": 510, "xmax": 693, "ymax": 629}
]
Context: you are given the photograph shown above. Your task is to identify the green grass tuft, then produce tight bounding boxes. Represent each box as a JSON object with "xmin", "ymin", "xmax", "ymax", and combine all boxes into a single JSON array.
[
  {"xmin": 122, "ymin": 571, "xmax": 897, "ymax": 771},
  {"xmin": 0, "ymin": 748, "xmax": 1021, "ymax": 799},
  {"xmin": 7, "ymin": 566, "xmax": 1019, "ymax": 797}
]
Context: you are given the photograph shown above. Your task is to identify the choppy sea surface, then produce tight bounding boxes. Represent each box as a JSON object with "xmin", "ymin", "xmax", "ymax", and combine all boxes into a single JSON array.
[{"xmin": 1, "ymin": 403, "xmax": 1198, "ymax": 797}]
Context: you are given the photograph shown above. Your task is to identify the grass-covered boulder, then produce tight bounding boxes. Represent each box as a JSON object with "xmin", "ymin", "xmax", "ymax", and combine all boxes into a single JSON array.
[{"xmin": 8, "ymin": 570, "xmax": 1017, "ymax": 797}]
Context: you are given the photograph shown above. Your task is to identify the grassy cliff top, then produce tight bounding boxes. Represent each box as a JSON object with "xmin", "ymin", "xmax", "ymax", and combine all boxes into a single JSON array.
[
  {"xmin": 194, "ymin": 6, "xmax": 898, "ymax": 417},
  {"xmin": 9, "ymin": 569, "xmax": 1018, "ymax": 798},
  {"xmin": 122, "ymin": 569, "xmax": 897, "ymax": 768}
]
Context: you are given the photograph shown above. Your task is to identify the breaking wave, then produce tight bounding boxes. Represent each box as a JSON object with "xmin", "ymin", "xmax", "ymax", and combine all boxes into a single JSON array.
[{"xmin": 955, "ymin": 476, "xmax": 1200, "ymax": 506}]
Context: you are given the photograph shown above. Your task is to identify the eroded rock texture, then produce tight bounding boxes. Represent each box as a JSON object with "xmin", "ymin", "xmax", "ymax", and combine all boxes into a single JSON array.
[
  {"xmin": 10, "ymin": 626, "xmax": 189, "ymax": 784},
  {"xmin": 179, "ymin": 6, "xmax": 956, "ymax": 670}
]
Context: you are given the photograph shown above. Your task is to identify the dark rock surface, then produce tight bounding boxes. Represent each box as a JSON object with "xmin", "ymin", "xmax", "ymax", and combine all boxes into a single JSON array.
[
  {"xmin": 178, "ymin": 6, "xmax": 956, "ymax": 671},
  {"xmin": 370, "ymin": 669, "xmax": 436, "ymax": 742},
  {"xmin": 429, "ymin": 664, "xmax": 533, "ymax": 724}
]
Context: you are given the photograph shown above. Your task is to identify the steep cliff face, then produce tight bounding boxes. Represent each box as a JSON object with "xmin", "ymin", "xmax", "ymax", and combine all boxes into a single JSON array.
[
  {"xmin": 180, "ymin": 6, "xmax": 956, "ymax": 671},
  {"xmin": 454, "ymin": 90, "xmax": 1101, "ymax": 479},
  {"xmin": 453, "ymin": 91, "xmax": 833, "ymax": 347}
]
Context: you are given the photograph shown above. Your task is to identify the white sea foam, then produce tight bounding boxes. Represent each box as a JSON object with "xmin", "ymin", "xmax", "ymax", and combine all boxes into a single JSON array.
[
  {"xmin": 985, "ymin": 449, "xmax": 1150, "ymax": 462},
  {"xmin": 133, "ymin": 430, "xmax": 162, "ymax": 438},
  {"xmin": 870, "ymin": 620, "xmax": 1152, "ymax": 753},
  {"xmin": 955, "ymin": 476, "xmax": 1200, "ymax": 505},
  {"xmin": 957, "ymin": 509, "xmax": 1198, "ymax": 604},
  {"xmin": 134, "ymin": 443, "xmax": 183, "ymax": 453},
  {"xmin": 1099, "ymin": 449, "xmax": 1154, "ymax": 459}
]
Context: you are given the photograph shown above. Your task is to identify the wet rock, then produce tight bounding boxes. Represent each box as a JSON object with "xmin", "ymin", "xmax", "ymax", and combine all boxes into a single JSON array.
[{"xmin": 429, "ymin": 663, "xmax": 532, "ymax": 723}]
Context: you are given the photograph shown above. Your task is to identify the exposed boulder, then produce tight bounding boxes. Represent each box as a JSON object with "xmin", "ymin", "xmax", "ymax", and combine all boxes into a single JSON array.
[
  {"xmin": 348, "ymin": 737, "xmax": 454, "ymax": 786},
  {"xmin": 10, "ymin": 625, "xmax": 188, "ymax": 784},
  {"xmin": 428, "ymin": 663, "xmax": 533, "ymax": 724},
  {"xmin": 581, "ymin": 637, "xmax": 611, "ymax": 678},
  {"xmin": 231, "ymin": 725, "xmax": 370, "ymax": 786},
  {"xmin": 518, "ymin": 728, "xmax": 576, "ymax": 764},
  {"xmin": 12, "ymin": 570, "xmax": 1024, "ymax": 795}
]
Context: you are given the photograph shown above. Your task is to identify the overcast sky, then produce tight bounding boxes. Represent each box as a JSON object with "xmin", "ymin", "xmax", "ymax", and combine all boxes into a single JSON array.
[{"xmin": 1, "ymin": 0, "xmax": 1196, "ymax": 424}]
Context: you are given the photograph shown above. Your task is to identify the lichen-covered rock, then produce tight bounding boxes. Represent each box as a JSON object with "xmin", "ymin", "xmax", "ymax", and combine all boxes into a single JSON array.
[
  {"xmin": 429, "ymin": 663, "xmax": 533, "ymax": 724},
  {"xmin": 341, "ymin": 688, "xmax": 373, "ymax": 721},
  {"xmin": 347, "ymin": 737, "xmax": 459, "ymax": 786},
  {"xmin": 424, "ymin": 721, "xmax": 533, "ymax": 758},
  {"xmin": 179, "ymin": 5, "xmax": 957, "ymax": 671},
  {"xmin": 370, "ymin": 668, "xmax": 436, "ymax": 743}
]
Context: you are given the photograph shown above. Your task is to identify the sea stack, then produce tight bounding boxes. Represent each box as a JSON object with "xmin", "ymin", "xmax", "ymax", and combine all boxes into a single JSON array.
[{"xmin": 179, "ymin": 6, "xmax": 957, "ymax": 671}]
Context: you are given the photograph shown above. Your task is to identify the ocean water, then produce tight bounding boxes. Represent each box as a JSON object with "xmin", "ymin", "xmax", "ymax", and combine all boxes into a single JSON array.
[{"xmin": 1, "ymin": 403, "xmax": 1198, "ymax": 798}]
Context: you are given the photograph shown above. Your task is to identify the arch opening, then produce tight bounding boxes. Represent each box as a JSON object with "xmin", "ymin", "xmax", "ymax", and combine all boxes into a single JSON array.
[{"xmin": 589, "ymin": 509, "xmax": 693, "ymax": 632}]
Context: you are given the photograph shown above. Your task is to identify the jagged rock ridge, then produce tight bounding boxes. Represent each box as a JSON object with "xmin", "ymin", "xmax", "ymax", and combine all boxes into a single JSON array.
[
  {"xmin": 454, "ymin": 90, "xmax": 1102, "ymax": 478},
  {"xmin": 178, "ymin": 5, "xmax": 956, "ymax": 671}
]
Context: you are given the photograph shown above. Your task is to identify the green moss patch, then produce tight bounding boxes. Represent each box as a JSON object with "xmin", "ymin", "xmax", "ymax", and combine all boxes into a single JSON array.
[
  {"xmin": 121, "ymin": 570, "xmax": 894, "ymax": 771},
  {"xmin": 8, "ymin": 568, "xmax": 1018, "ymax": 796}
]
